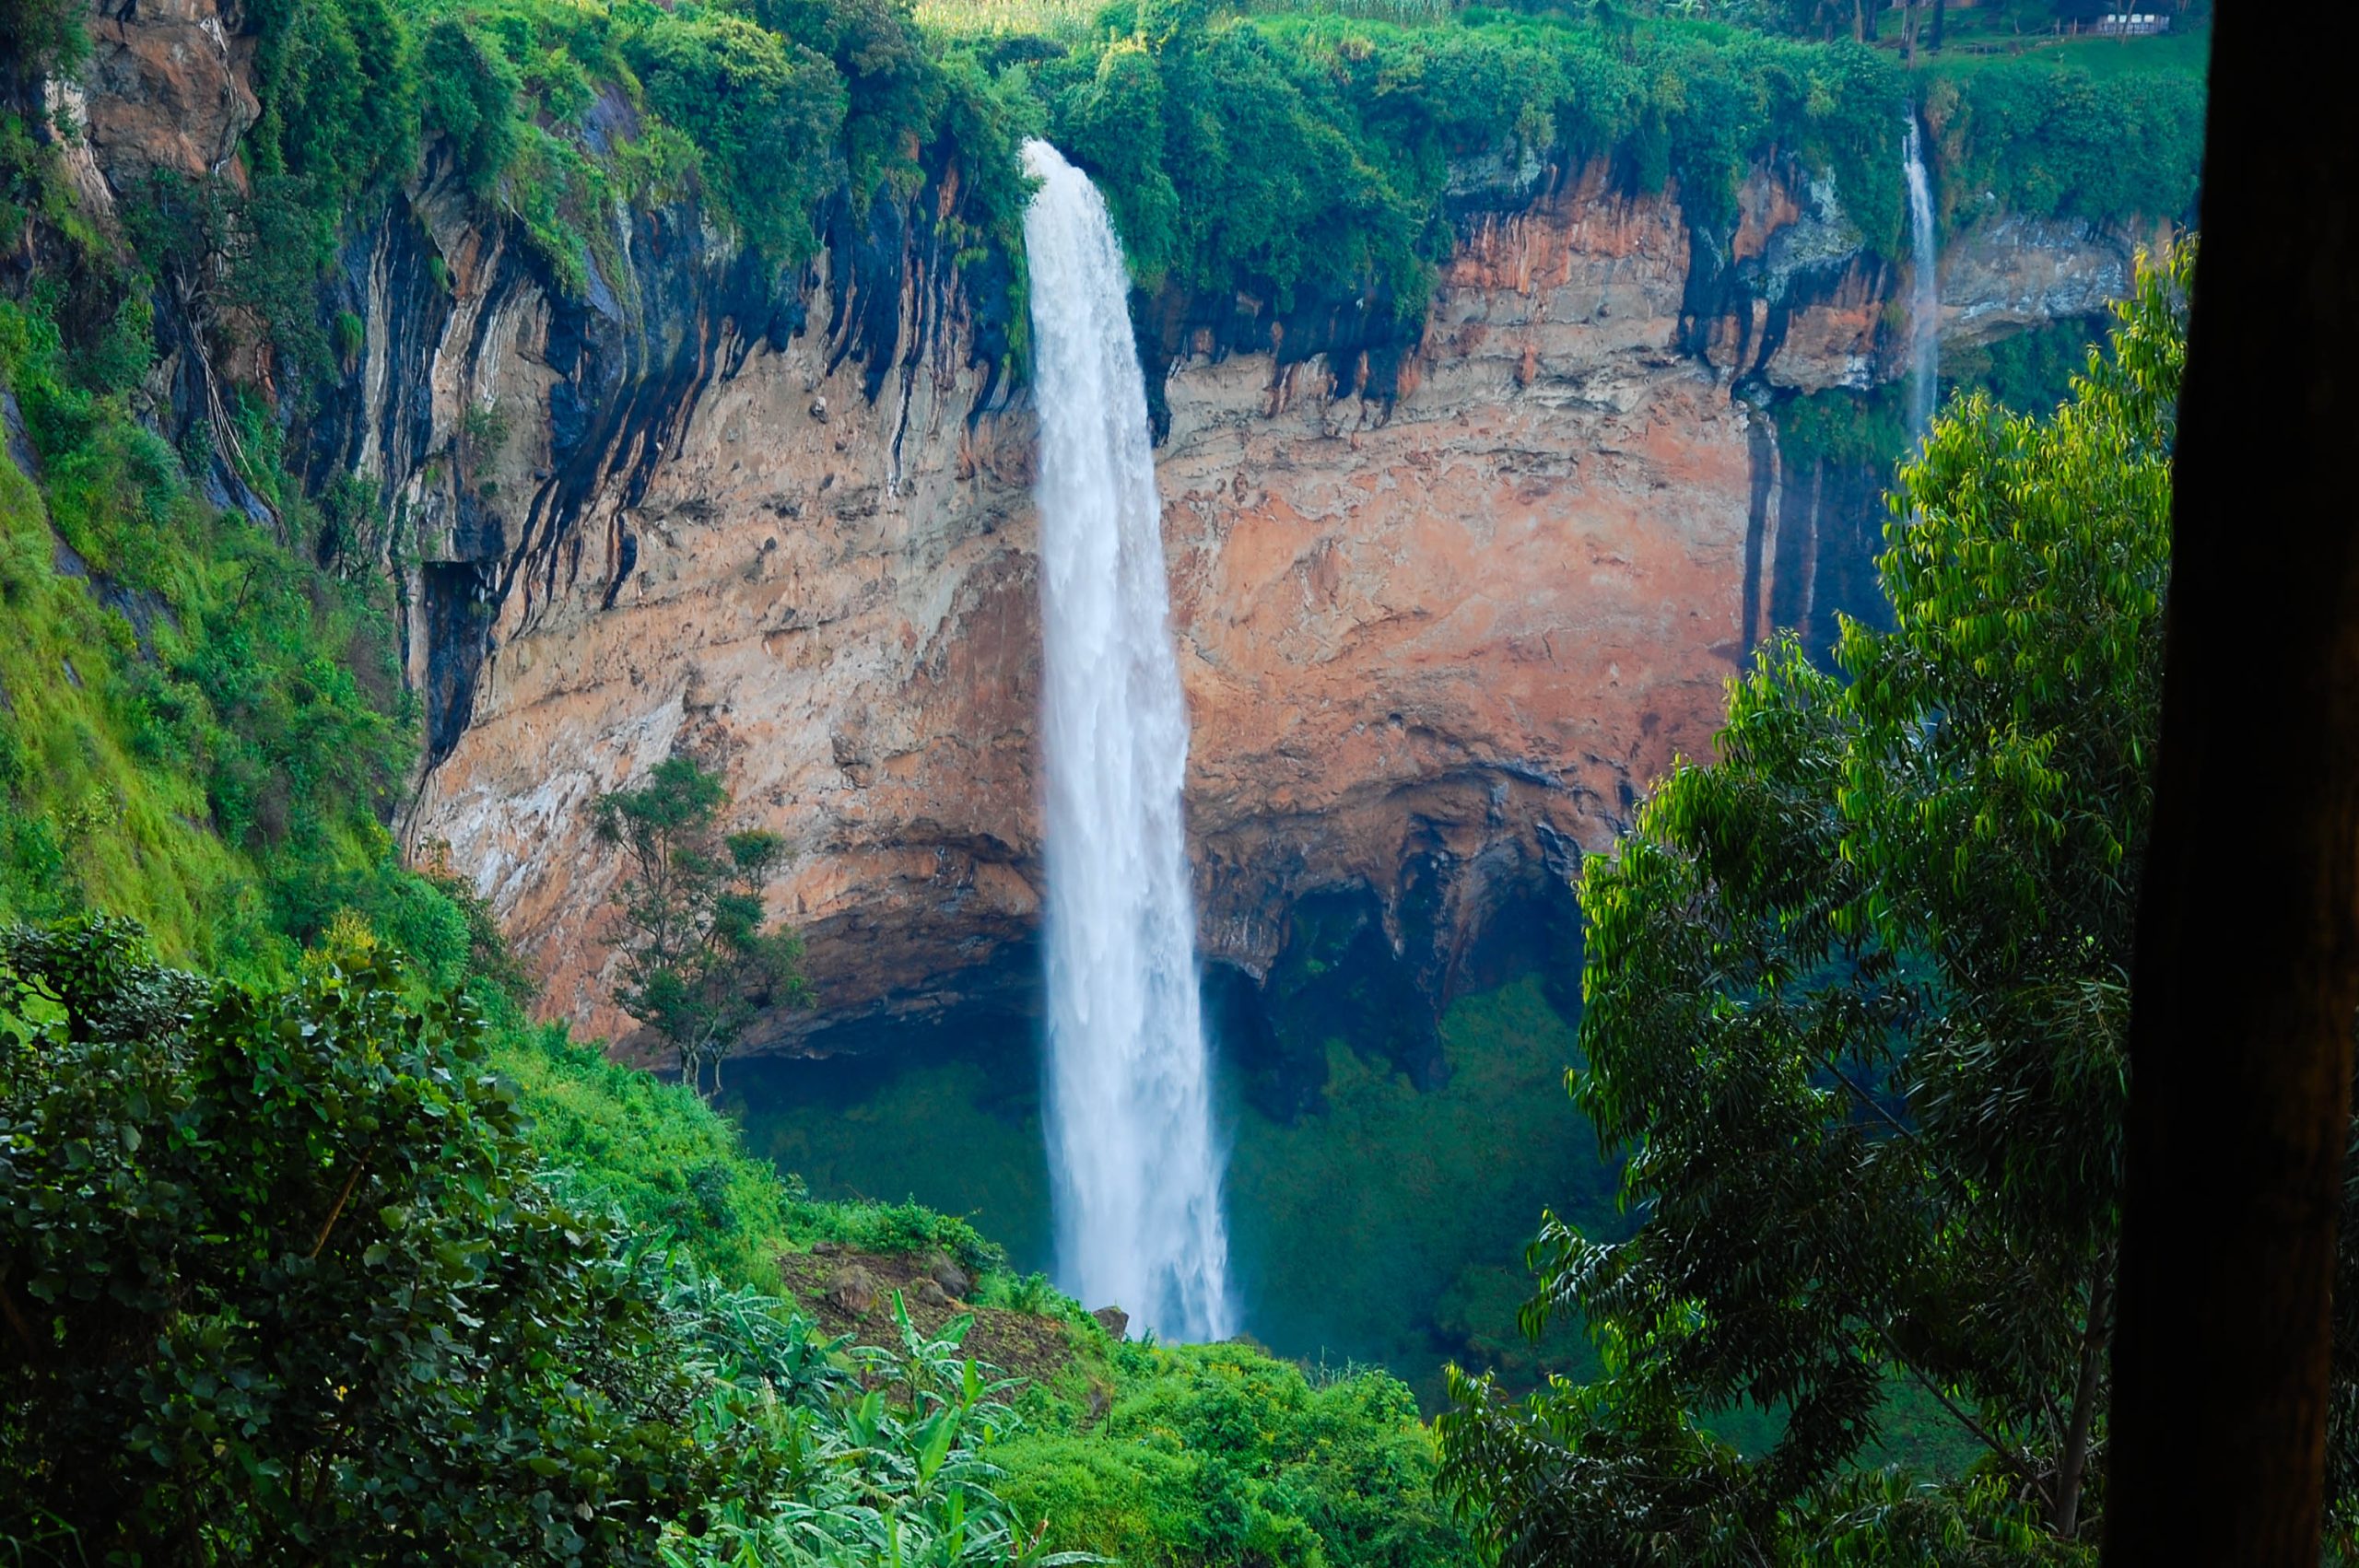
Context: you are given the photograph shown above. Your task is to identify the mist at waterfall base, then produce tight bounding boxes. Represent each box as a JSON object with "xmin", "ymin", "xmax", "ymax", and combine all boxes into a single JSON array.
[
  {"xmin": 1904, "ymin": 114, "xmax": 1941, "ymax": 446},
  {"xmin": 1018, "ymin": 140, "xmax": 1233, "ymax": 1344}
]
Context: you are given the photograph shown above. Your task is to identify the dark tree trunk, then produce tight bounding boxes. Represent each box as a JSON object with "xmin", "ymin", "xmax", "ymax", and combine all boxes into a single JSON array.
[
  {"xmin": 2054, "ymin": 1243, "xmax": 2114, "ymax": 1539},
  {"xmin": 2103, "ymin": 6, "xmax": 2359, "ymax": 1563}
]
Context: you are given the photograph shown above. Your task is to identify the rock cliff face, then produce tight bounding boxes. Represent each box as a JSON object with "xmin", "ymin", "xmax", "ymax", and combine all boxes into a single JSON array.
[
  {"xmin": 59, "ymin": 21, "xmax": 2155, "ymax": 1055},
  {"xmin": 372, "ymin": 158, "xmax": 2147, "ymax": 1056}
]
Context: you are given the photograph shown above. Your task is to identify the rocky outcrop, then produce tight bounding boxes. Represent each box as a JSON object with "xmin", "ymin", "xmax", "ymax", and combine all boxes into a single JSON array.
[
  {"xmin": 56, "ymin": 13, "xmax": 2155, "ymax": 1057},
  {"xmin": 78, "ymin": 0, "xmax": 257, "ymax": 189}
]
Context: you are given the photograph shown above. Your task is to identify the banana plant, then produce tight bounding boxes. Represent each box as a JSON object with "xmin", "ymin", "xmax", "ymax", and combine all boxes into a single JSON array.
[{"xmin": 654, "ymin": 1278, "xmax": 1097, "ymax": 1568}]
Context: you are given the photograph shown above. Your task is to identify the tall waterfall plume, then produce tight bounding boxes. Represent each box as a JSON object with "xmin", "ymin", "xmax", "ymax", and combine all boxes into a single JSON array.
[
  {"xmin": 1021, "ymin": 139, "xmax": 1234, "ymax": 1343},
  {"xmin": 1903, "ymin": 114, "xmax": 1941, "ymax": 446}
]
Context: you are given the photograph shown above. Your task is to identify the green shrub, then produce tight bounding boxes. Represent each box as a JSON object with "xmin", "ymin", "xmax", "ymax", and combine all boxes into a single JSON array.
[
  {"xmin": 623, "ymin": 10, "xmax": 850, "ymax": 261},
  {"xmin": 0, "ymin": 916, "xmax": 1115, "ymax": 1568},
  {"xmin": 0, "ymin": 917, "xmax": 745, "ymax": 1562},
  {"xmin": 248, "ymin": 0, "xmax": 418, "ymax": 200},
  {"xmin": 1925, "ymin": 53, "xmax": 2204, "ymax": 228},
  {"xmin": 491, "ymin": 1023, "xmax": 803, "ymax": 1290},
  {"xmin": 786, "ymin": 1189, "xmax": 1013, "ymax": 1277},
  {"xmin": 1000, "ymin": 1341, "xmax": 1465, "ymax": 1568},
  {"xmin": 418, "ymin": 14, "xmax": 523, "ymax": 191}
]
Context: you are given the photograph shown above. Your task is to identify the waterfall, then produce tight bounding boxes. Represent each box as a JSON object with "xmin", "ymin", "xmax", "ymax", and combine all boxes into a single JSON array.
[
  {"xmin": 1021, "ymin": 139, "xmax": 1234, "ymax": 1344},
  {"xmin": 1903, "ymin": 114, "xmax": 1940, "ymax": 446}
]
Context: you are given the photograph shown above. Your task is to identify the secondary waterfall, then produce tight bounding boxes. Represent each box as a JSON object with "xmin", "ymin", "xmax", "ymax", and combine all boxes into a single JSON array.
[
  {"xmin": 1903, "ymin": 114, "xmax": 1940, "ymax": 446},
  {"xmin": 1021, "ymin": 139, "xmax": 1234, "ymax": 1343}
]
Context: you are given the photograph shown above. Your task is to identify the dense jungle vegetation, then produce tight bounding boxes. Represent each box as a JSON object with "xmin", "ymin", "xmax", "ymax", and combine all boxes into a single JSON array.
[
  {"xmin": 0, "ymin": 0, "xmax": 2223, "ymax": 1561},
  {"xmin": 2, "ymin": 913, "xmax": 1469, "ymax": 1563}
]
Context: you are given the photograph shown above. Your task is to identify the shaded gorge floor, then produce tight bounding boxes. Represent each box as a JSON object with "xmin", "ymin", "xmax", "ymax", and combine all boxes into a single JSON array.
[
  {"xmin": 720, "ymin": 891, "xmax": 1610, "ymax": 1409},
  {"xmin": 720, "ymin": 889, "xmax": 1989, "ymax": 1469}
]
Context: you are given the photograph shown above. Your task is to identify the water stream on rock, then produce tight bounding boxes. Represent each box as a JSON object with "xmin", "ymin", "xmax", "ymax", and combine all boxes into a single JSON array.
[
  {"xmin": 1904, "ymin": 114, "xmax": 1941, "ymax": 446},
  {"xmin": 1021, "ymin": 139, "xmax": 1233, "ymax": 1342}
]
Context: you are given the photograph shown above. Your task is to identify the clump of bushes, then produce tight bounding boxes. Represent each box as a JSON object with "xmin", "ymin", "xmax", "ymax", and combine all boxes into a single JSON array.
[
  {"xmin": 1923, "ymin": 53, "xmax": 2205, "ymax": 229},
  {"xmin": 998, "ymin": 1340, "xmax": 1464, "ymax": 1568}
]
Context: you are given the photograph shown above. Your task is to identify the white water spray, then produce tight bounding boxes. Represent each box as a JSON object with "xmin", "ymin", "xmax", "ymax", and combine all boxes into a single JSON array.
[
  {"xmin": 1903, "ymin": 114, "xmax": 1940, "ymax": 447},
  {"xmin": 1022, "ymin": 139, "xmax": 1233, "ymax": 1343}
]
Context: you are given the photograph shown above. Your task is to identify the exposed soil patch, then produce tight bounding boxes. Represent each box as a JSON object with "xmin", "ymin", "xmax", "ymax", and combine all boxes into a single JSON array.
[{"xmin": 778, "ymin": 1246, "xmax": 1080, "ymax": 1386}]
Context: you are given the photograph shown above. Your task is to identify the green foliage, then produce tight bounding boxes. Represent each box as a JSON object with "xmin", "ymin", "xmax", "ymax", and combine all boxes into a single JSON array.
[
  {"xmin": 0, "ymin": 291, "xmax": 464, "ymax": 983},
  {"xmin": 1921, "ymin": 53, "xmax": 2204, "ymax": 229},
  {"xmin": 494, "ymin": 1022, "xmax": 806, "ymax": 1290},
  {"xmin": 248, "ymin": 0, "xmax": 420, "ymax": 205},
  {"xmin": 0, "ymin": 916, "xmax": 1187, "ymax": 1568},
  {"xmin": 244, "ymin": 0, "xmax": 1038, "ymax": 293},
  {"xmin": 0, "ymin": 905, "xmax": 1461, "ymax": 1568},
  {"xmin": 0, "ymin": 916, "xmax": 745, "ymax": 1563},
  {"xmin": 1031, "ymin": 5, "xmax": 1909, "ymax": 305},
  {"xmin": 1006, "ymin": 0, "xmax": 2196, "ymax": 320},
  {"xmin": 750, "ymin": 0, "xmax": 937, "ymax": 211},
  {"xmin": 623, "ymin": 11, "xmax": 851, "ymax": 262},
  {"xmin": 655, "ymin": 1289, "xmax": 1098, "ymax": 1568},
  {"xmin": 239, "ymin": 0, "xmax": 420, "ymax": 354},
  {"xmin": 789, "ymin": 1194, "xmax": 1013, "ymax": 1280},
  {"xmin": 997, "ymin": 1341, "xmax": 1464, "ymax": 1568},
  {"xmin": 1436, "ymin": 245, "xmax": 2191, "ymax": 1561},
  {"xmin": 417, "ymin": 14, "xmax": 524, "ymax": 193},
  {"xmin": 1771, "ymin": 312, "xmax": 2103, "ymax": 555},
  {"xmin": 594, "ymin": 754, "xmax": 813, "ymax": 1094}
]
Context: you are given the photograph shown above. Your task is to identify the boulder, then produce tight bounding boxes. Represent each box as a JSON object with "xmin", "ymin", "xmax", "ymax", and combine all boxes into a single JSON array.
[
  {"xmin": 1091, "ymin": 1305, "xmax": 1129, "ymax": 1341},
  {"xmin": 826, "ymin": 1264, "xmax": 877, "ymax": 1318},
  {"xmin": 926, "ymin": 1252, "xmax": 970, "ymax": 1298}
]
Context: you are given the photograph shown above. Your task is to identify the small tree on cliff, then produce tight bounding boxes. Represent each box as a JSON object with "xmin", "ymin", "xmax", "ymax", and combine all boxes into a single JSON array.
[{"xmin": 594, "ymin": 755, "xmax": 809, "ymax": 1094}]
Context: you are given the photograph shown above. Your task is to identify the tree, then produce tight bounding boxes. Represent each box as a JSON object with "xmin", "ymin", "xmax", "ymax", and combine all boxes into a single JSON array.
[
  {"xmin": 594, "ymin": 755, "xmax": 810, "ymax": 1095},
  {"xmin": 2100, "ymin": 1, "xmax": 2359, "ymax": 1558},
  {"xmin": 0, "ymin": 915, "xmax": 745, "ymax": 1563},
  {"xmin": 1437, "ymin": 249, "xmax": 2190, "ymax": 1561}
]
